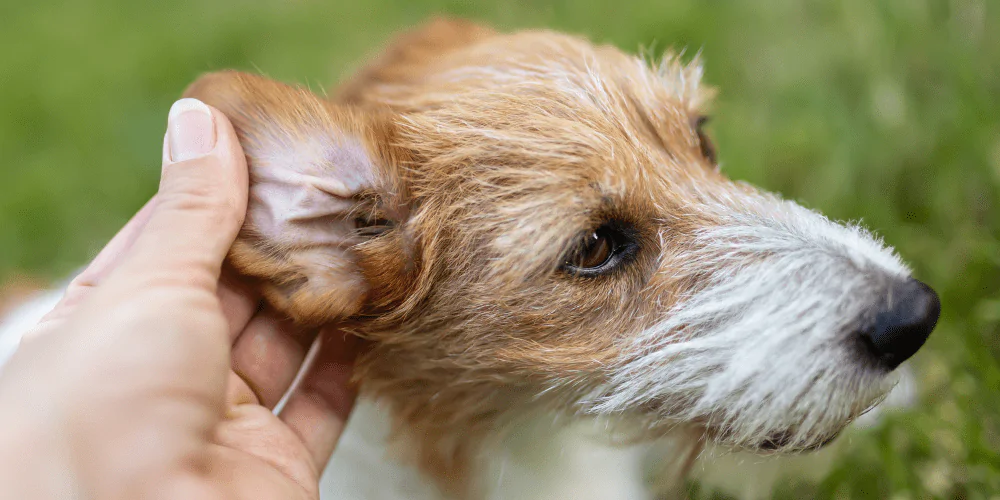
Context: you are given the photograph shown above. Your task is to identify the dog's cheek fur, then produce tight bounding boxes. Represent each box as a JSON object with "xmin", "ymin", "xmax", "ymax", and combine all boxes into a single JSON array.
[
  {"xmin": 347, "ymin": 207, "xmax": 682, "ymax": 496},
  {"xmin": 350, "ymin": 281, "xmax": 646, "ymax": 496}
]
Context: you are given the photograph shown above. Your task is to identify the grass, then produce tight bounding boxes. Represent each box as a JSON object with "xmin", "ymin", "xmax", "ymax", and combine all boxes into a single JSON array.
[{"xmin": 2, "ymin": 0, "xmax": 998, "ymax": 497}]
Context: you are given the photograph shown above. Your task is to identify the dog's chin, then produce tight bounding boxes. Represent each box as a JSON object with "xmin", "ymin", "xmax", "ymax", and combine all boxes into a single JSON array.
[
  {"xmin": 746, "ymin": 430, "xmax": 842, "ymax": 453},
  {"xmin": 696, "ymin": 422, "xmax": 845, "ymax": 454},
  {"xmin": 618, "ymin": 411, "xmax": 844, "ymax": 454}
]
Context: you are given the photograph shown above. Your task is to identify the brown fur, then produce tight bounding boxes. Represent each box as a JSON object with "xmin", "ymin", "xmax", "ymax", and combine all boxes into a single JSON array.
[{"xmin": 185, "ymin": 18, "xmax": 736, "ymax": 496}]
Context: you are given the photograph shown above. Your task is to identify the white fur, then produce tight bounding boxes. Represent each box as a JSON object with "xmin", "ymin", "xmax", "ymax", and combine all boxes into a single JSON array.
[
  {"xmin": 586, "ymin": 192, "xmax": 910, "ymax": 451},
  {"xmin": 322, "ymin": 404, "xmax": 656, "ymax": 500}
]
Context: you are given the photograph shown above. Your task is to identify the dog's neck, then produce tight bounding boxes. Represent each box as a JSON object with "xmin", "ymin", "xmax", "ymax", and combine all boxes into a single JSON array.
[{"xmin": 474, "ymin": 415, "xmax": 704, "ymax": 499}]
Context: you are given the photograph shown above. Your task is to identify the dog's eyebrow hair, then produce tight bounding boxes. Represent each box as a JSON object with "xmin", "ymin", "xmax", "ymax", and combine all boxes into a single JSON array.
[{"xmin": 623, "ymin": 92, "xmax": 676, "ymax": 162}]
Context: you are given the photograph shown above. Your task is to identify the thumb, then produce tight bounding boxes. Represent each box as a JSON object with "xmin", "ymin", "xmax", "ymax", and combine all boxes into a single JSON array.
[{"xmin": 116, "ymin": 98, "xmax": 249, "ymax": 288}]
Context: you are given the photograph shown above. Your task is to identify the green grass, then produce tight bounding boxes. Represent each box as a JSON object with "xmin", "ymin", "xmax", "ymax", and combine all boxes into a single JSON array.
[{"xmin": 2, "ymin": 0, "xmax": 998, "ymax": 497}]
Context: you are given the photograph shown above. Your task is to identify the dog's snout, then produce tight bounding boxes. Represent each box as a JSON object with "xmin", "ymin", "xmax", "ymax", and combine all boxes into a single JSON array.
[{"xmin": 860, "ymin": 279, "xmax": 940, "ymax": 370}]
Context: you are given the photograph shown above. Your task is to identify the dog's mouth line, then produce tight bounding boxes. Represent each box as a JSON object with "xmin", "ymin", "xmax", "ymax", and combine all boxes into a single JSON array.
[
  {"xmin": 688, "ymin": 416, "xmax": 846, "ymax": 454},
  {"xmin": 753, "ymin": 430, "xmax": 841, "ymax": 452},
  {"xmin": 615, "ymin": 403, "xmax": 846, "ymax": 453}
]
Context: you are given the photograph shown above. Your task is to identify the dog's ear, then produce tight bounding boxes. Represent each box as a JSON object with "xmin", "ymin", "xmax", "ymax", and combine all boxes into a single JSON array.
[{"xmin": 184, "ymin": 71, "xmax": 411, "ymax": 325}]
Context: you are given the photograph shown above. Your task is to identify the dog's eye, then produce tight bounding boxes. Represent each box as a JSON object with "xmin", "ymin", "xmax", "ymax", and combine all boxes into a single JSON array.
[
  {"xmin": 695, "ymin": 116, "xmax": 717, "ymax": 165},
  {"xmin": 562, "ymin": 224, "xmax": 636, "ymax": 276},
  {"xmin": 574, "ymin": 231, "xmax": 613, "ymax": 268}
]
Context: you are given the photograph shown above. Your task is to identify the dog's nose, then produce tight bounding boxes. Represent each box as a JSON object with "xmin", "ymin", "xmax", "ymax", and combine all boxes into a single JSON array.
[{"xmin": 860, "ymin": 279, "xmax": 940, "ymax": 370}]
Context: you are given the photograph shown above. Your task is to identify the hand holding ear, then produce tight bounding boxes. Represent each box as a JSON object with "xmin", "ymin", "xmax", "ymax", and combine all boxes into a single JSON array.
[{"xmin": 0, "ymin": 98, "xmax": 358, "ymax": 500}]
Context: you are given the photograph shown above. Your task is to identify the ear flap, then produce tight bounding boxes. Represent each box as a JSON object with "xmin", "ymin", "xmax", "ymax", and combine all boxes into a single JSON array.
[{"xmin": 184, "ymin": 71, "xmax": 409, "ymax": 325}]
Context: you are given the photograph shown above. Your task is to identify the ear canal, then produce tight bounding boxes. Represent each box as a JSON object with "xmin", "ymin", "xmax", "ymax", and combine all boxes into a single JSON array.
[{"xmin": 184, "ymin": 71, "xmax": 408, "ymax": 325}]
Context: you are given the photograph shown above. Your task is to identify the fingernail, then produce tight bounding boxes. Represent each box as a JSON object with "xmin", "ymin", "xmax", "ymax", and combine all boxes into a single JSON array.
[{"xmin": 167, "ymin": 98, "xmax": 216, "ymax": 162}]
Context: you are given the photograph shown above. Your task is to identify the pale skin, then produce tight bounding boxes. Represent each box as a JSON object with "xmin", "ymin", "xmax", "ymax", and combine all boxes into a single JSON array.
[{"xmin": 0, "ymin": 98, "xmax": 357, "ymax": 500}]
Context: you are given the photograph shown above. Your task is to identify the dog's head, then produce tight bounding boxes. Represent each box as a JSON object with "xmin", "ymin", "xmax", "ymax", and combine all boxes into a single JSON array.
[{"xmin": 186, "ymin": 19, "xmax": 939, "ymax": 459}]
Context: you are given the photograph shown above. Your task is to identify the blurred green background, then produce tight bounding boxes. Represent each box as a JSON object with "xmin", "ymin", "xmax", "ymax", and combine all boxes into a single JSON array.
[{"xmin": 2, "ymin": 0, "xmax": 999, "ymax": 497}]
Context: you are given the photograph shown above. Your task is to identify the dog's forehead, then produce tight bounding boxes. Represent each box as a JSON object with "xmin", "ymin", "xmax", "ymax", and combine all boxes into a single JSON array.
[
  {"xmin": 399, "ymin": 32, "xmax": 724, "ymax": 213},
  {"xmin": 384, "ymin": 33, "xmax": 737, "ymax": 283}
]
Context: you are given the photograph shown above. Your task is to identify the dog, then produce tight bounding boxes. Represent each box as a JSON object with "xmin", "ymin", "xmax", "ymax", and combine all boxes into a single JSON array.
[{"xmin": 1, "ymin": 18, "xmax": 940, "ymax": 499}]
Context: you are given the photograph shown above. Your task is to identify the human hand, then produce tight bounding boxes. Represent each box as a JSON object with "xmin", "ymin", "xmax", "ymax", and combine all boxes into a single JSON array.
[{"xmin": 0, "ymin": 98, "xmax": 358, "ymax": 500}]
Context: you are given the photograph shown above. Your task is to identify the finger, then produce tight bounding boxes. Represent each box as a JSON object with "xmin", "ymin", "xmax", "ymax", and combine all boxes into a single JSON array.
[
  {"xmin": 277, "ymin": 329, "xmax": 361, "ymax": 468},
  {"xmin": 39, "ymin": 199, "xmax": 157, "ymax": 325},
  {"xmin": 217, "ymin": 266, "xmax": 261, "ymax": 341},
  {"xmin": 115, "ymin": 98, "xmax": 249, "ymax": 290},
  {"xmin": 230, "ymin": 310, "xmax": 318, "ymax": 409}
]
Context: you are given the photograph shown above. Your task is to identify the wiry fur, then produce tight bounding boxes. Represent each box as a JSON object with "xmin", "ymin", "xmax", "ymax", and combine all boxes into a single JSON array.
[
  {"xmin": 179, "ymin": 18, "xmax": 926, "ymax": 498},
  {"xmin": 586, "ymin": 195, "xmax": 910, "ymax": 452}
]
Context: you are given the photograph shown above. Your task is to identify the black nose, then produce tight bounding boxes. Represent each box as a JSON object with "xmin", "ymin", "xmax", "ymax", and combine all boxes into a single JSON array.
[{"xmin": 860, "ymin": 279, "xmax": 941, "ymax": 370}]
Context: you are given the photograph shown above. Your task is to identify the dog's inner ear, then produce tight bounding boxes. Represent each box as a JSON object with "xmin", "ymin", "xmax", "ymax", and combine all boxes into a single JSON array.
[{"xmin": 184, "ymin": 71, "xmax": 408, "ymax": 325}]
